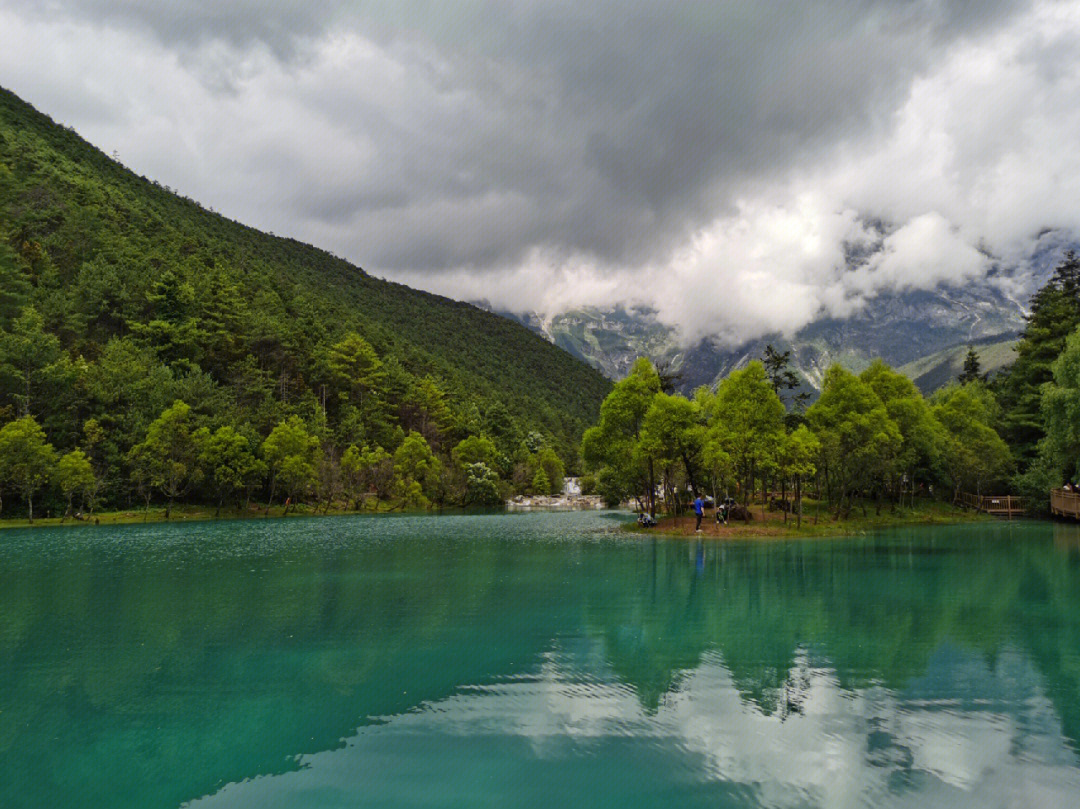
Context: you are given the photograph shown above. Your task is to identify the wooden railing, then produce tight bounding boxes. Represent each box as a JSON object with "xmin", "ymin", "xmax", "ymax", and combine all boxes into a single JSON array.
[
  {"xmin": 961, "ymin": 492, "xmax": 1026, "ymax": 517},
  {"xmin": 1050, "ymin": 488, "xmax": 1080, "ymax": 518}
]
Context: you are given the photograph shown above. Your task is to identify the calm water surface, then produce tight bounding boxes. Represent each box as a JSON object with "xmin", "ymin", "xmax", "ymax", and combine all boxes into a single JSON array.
[{"xmin": 3, "ymin": 511, "xmax": 1080, "ymax": 808}]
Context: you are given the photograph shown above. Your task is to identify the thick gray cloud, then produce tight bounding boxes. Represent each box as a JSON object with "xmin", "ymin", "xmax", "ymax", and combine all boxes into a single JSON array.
[{"xmin": 2, "ymin": 0, "xmax": 1075, "ymax": 344}]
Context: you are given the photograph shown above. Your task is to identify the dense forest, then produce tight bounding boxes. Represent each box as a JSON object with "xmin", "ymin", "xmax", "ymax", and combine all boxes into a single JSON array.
[
  {"xmin": 0, "ymin": 87, "xmax": 612, "ymax": 520},
  {"xmin": 583, "ymin": 251, "xmax": 1080, "ymax": 518}
]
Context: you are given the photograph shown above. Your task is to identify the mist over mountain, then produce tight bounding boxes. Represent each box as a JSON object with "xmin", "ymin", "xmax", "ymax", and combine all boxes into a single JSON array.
[{"xmin": 480, "ymin": 236, "xmax": 1078, "ymax": 396}]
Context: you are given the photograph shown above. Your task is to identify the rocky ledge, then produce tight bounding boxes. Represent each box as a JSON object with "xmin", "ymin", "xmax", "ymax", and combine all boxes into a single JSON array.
[{"xmin": 505, "ymin": 494, "xmax": 605, "ymax": 511}]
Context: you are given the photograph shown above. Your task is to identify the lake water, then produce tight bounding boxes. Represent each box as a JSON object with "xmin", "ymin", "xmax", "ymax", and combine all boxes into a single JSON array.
[{"xmin": 3, "ymin": 511, "xmax": 1080, "ymax": 808}]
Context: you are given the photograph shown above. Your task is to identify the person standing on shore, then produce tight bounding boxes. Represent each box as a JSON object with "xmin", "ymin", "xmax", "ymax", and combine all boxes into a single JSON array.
[{"xmin": 693, "ymin": 495, "xmax": 704, "ymax": 532}]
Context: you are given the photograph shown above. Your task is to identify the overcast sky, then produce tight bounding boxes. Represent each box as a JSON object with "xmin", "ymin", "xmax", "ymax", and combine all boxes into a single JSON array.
[{"xmin": 3, "ymin": 1, "xmax": 1079, "ymax": 343}]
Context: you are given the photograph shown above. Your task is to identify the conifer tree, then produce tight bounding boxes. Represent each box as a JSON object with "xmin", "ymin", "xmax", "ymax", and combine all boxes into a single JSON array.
[
  {"xmin": 958, "ymin": 346, "xmax": 983, "ymax": 384},
  {"xmin": 997, "ymin": 251, "xmax": 1080, "ymax": 467}
]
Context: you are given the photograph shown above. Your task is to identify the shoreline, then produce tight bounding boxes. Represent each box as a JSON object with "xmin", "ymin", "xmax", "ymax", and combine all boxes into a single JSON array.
[
  {"xmin": 0, "ymin": 500, "xmax": 1006, "ymax": 534},
  {"xmin": 0, "ymin": 501, "xmax": 437, "ymax": 531},
  {"xmin": 628, "ymin": 501, "xmax": 1001, "ymax": 540}
]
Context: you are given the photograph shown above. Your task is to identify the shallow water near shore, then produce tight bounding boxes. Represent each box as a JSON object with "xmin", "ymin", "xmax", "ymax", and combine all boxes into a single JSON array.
[{"xmin": 3, "ymin": 511, "xmax": 1080, "ymax": 808}]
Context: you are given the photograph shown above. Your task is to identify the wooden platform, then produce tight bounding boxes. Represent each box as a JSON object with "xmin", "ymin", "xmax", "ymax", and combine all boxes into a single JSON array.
[
  {"xmin": 1050, "ymin": 488, "xmax": 1080, "ymax": 519},
  {"xmin": 960, "ymin": 492, "xmax": 1026, "ymax": 518}
]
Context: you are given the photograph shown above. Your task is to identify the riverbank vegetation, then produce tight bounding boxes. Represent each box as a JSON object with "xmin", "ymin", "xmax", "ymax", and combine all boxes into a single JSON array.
[
  {"xmin": 584, "ymin": 250, "xmax": 1080, "ymax": 523},
  {"xmin": 582, "ymin": 352, "xmax": 1011, "ymax": 525},
  {"xmin": 644, "ymin": 499, "xmax": 994, "ymax": 539},
  {"xmin": 0, "ymin": 87, "xmax": 608, "ymax": 522},
  {"xmin": 996, "ymin": 251, "xmax": 1080, "ymax": 507}
]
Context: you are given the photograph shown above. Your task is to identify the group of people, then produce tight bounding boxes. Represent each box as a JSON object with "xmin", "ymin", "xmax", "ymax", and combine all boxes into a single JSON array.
[
  {"xmin": 696, "ymin": 496, "xmax": 733, "ymax": 531},
  {"xmin": 637, "ymin": 494, "xmax": 734, "ymax": 531}
]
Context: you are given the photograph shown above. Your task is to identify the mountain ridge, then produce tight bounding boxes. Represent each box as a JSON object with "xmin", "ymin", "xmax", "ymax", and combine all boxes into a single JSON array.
[
  {"xmin": 0, "ymin": 85, "xmax": 611, "ymax": 455},
  {"xmin": 477, "ymin": 257, "xmax": 1068, "ymax": 396}
]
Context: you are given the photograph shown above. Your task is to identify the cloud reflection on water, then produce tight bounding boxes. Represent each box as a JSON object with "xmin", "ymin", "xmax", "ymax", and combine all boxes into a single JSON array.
[{"xmin": 193, "ymin": 642, "xmax": 1080, "ymax": 809}]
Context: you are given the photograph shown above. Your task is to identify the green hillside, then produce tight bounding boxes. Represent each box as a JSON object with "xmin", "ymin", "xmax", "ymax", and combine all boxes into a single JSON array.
[
  {"xmin": 0, "ymin": 86, "xmax": 610, "ymax": 513},
  {"xmin": 897, "ymin": 337, "xmax": 1017, "ymax": 395}
]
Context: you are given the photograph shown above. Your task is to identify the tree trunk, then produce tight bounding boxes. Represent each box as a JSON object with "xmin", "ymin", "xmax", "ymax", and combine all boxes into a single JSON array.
[
  {"xmin": 648, "ymin": 458, "xmax": 656, "ymax": 519},
  {"xmin": 681, "ymin": 450, "xmax": 700, "ymax": 497},
  {"xmin": 27, "ymin": 493, "xmax": 33, "ymax": 524},
  {"xmin": 63, "ymin": 494, "xmax": 73, "ymax": 523},
  {"xmin": 796, "ymin": 477, "xmax": 802, "ymax": 529},
  {"xmin": 265, "ymin": 474, "xmax": 276, "ymax": 516}
]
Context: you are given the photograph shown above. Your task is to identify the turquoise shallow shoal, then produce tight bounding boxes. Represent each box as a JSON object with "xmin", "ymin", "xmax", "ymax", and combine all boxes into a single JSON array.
[{"xmin": 3, "ymin": 511, "xmax": 1080, "ymax": 809}]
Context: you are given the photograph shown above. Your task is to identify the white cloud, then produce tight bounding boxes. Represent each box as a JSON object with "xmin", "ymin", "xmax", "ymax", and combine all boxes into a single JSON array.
[{"xmin": 1, "ymin": 1, "xmax": 1078, "ymax": 348}]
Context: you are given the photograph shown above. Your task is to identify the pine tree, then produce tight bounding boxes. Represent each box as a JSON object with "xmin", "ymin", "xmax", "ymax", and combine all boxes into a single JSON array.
[
  {"xmin": 958, "ymin": 346, "xmax": 983, "ymax": 384},
  {"xmin": 996, "ymin": 251, "xmax": 1080, "ymax": 467},
  {"xmin": 761, "ymin": 344, "xmax": 810, "ymax": 412},
  {"xmin": 0, "ymin": 243, "xmax": 30, "ymax": 329}
]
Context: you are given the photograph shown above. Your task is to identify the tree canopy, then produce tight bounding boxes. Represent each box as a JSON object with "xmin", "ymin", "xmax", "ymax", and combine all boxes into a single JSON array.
[{"xmin": 0, "ymin": 85, "xmax": 612, "ymax": 519}]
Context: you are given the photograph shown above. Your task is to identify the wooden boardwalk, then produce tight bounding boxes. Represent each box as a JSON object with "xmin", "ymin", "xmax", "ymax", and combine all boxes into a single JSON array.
[
  {"xmin": 960, "ymin": 492, "xmax": 1026, "ymax": 518},
  {"xmin": 1050, "ymin": 488, "xmax": 1080, "ymax": 519}
]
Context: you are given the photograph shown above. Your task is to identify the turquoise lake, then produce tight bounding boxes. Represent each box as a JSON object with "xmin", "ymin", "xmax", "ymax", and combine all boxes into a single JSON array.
[{"xmin": 3, "ymin": 511, "xmax": 1080, "ymax": 808}]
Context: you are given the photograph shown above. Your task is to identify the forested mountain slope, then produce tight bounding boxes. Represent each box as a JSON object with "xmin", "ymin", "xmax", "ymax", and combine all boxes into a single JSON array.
[{"xmin": 0, "ymin": 86, "xmax": 610, "ymax": 512}]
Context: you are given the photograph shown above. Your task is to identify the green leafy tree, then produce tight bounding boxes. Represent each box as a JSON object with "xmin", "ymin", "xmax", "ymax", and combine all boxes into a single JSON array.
[
  {"xmin": 860, "ymin": 359, "xmax": 945, "ymax": 502},
  {"xmin": 261, "ymin": 415, "xmax": 320, "ymax": 515},
  {"xmin": 536, "ymin": 446, "xmax": 566, "ymax": 495},
  {"xmin": 196, "ymin": 426, "xmax": 265, "ymax": 516},
  {"xmin": 532, "ymin": 466, "xmax": 551, "ymax": 495},
  {"xmin": 0, "ymin": 243, "xmax": 30, "ymax": 329},
  {"xmin": 482, "ymin": 401, "xmax": 523, "ymax": 458},
  {"xmin": 55, "ymin": 449, "xmax": 96, "ymax": 520},
  {"xmin": 1038, "ymin": 327, "xmax": 1080, "ymax": 487},
  {"xmin": 340, "ymin": 444, "xmax": 365, "ymax": 510},
  {"xmin": 0, "ymin": 306, "xmax": 64, "ymax": 417},
  {"xmin": 778, "ymin": 425, "xmax": 820, "ymax": 527},
  {"xmin": 581, "ymin": 358, "xmax": 661, "ymax": 515},
  {"xmin": 355, "ymin": 444, "xmax": 393, "ymax": 508},
  {"xmin": 639, "ymin": 392, "xmax": 707, "ymax": 512},
  {"xmin": 402, "ymin": 374, "xmax": 452, "ymax": 442},
  {"xmin": 393, "ymin": 431, "xmax": 441, "ymax": 508},
  {"xmin": 452, "ymin": 434, "xmax": 500, "ymax": 470},
  {"xmin": 79, "ymin": 418, "xmax": 110, "ymax": 515},
  {"xmin": 932, "ymin": 383, "xmax": 1012, "ymax": 500},
  {"xmin": 126, "ymin": 400, "xmax": 204, "ymax": 519},
  {"xmin": 463, "ymin": 461, "xmax": 502, "ymax": 506},
  {"xmin": 314, "ymin": 443, "xmax": 342, "ymax": 514},
  {"xmin": 709, "ymin": 361, "xmax": 785, "ymax": 506},
  {"xmin": 806, "ymin": 365, "xmax": 901, "ymax": 517},
  {"xmin": 0, "ymin": 416, "xmax": 57, "ymax": 522},
  {"xmin": 325, "ymin": 332, "xmax": 385, "ymax": 405},
  {"xmin": 128, "ymin": 269, "xmax": 206, "ymax": 370}
]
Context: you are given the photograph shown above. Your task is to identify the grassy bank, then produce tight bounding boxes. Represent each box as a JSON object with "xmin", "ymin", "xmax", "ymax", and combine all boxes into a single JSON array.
[
  {"xmin": 635, "ymin": 499, "xmax": 1001, "ymax": 540},
  {"xmin": 0, "ymin": 499, "xmax": 419, "ymax": 530}
]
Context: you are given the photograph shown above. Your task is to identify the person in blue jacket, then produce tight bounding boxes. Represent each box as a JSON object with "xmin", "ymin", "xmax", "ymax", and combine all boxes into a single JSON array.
[{"xmin": 693, "ymin": 495, "xmax": 704, "ymax": 532}]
